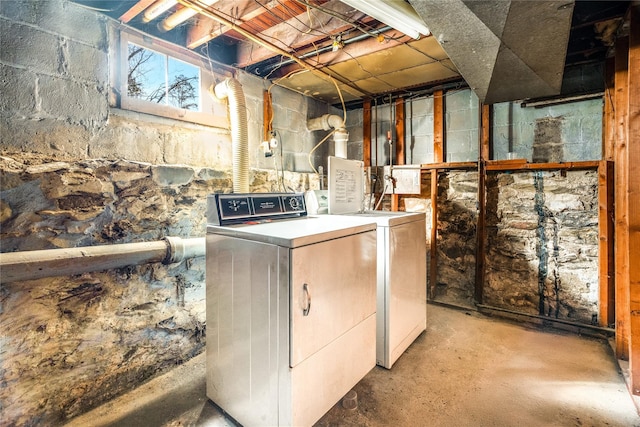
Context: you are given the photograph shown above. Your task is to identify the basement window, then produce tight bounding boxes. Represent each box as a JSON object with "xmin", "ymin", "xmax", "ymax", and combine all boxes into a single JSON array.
[{"xmin": 114, "ymin": 29, "xmax": 228, "ymax": 127}]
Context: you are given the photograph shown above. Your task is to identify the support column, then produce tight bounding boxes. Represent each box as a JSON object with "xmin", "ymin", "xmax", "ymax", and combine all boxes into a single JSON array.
[
  {"xmin": 363, "ymin": 99, "xmax": 372, "ymax": 167},
  {"xmin": 476, "ymin": 103, "xmax": 491, "ymax": 304},
  {"xmin": 615, "ymin": 36, "xmax": 630, "ymax": 361},
  {"xmin": 627, "ymin": 4, "xmax": 640, "ymax": 395}
]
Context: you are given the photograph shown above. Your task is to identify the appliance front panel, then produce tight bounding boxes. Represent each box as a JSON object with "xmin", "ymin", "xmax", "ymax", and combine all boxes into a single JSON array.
[{"xmin": 290, "ymin": 230, "xmax": 376, "ymax": 367}]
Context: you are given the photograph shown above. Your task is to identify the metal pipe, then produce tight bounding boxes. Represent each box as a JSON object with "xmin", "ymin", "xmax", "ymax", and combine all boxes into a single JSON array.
[
  {"xmin": 175, "ymin": 0, "xmax": 370, "ymax": 98},
  {"xmin": 0, "ymin": 237, "xmax": 205, "ymax": 283}
]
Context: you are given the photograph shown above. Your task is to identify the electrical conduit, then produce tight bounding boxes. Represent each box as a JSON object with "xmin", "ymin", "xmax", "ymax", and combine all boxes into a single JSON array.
[
  {"xmin": 214, "ymin": 78, "xmax": 249, "ymax": 193},
  {"xmin": 0, "ymin": 236, "xmax": 205, "ymax": 283}
]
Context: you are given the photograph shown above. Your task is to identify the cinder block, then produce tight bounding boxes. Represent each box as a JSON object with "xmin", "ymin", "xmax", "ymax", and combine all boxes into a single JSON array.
[
  {"xmin": 0, "ymin": 116, "xmax": 89, "ymax": 157},
  {"xmin": 90, "ymin": 120, "xmax": 163, "ymax": 163},
  {"xmin": 0, "ymin": 21, "xmax": 60, "ymax": 74},
  {"xmin": 0, "ymin": 64, "xmax": 37, "ymax": 117},
  {"xmin": 38, "ymin": 74, "xmax": 108, "ymax": 124},
  {"xmin": 67, "ymin": 40, "xmax": 108, "ymax": 84}
]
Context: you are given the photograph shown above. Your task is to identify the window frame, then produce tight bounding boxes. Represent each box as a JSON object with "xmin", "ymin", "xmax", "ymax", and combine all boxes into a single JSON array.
[{"xmin": 113, "ymin": 27, "xmax": 230, "ymax": 128}]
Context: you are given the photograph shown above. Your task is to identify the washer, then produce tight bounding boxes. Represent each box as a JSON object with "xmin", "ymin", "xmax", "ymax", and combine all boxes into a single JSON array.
[
  {"xmin": 324, "ymin": 157, "xmax": 427, "ymax": 369},
  {"xmin": 206, "ymin": 193, "xmax": 377, "ymax": 426}
]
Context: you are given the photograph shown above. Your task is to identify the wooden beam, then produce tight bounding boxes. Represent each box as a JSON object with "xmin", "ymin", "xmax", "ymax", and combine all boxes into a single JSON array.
[
  {"xmin": 627, "ymin": 4, "xmax": 640, "ymax": 395},
  {"xmin": 420, "ymin": 161, "xmax": 477, "ymax": 170},
  {"xmin": 187, "ymin": 0, "xmax": 266, "ymax": 48},
  {"xmin": 615, "ymin": 35, "xmax": 630, "ymax": 361},
  {"xmin": 429, "ymin": 169, "xmax": 438, "ymax": 299},
  {"xmin": 604, "ymin": 57, "xmax": 616, "ymax": 161},
  {"xmin": 599, "ymin": 160, "xmax": 615, "ymax": 327},
  {"xmin": 234, "ymin": 1, "xmax": 368, "ymax": 67},
  {"xmin": 476, "ymin": 103, "xmax": 491, "ymax": 304},
  {"xmin": 363, "ymin": 99, "xmax": 372, "ymax": 167},
  {"xmin": 391, "ymin": 97, "xmax": 405, "ymax": 212},
  {"xmin": 395, "ymin": 97, "xmax": 405, "ymax": 165},
  {"xmin": 177, "ymin": 0, "xmax": 368, "ymax": 98},
  {"xmin": 433, "ymin": 90, "xmax": 444, "ymax": 162},
  {"xmin": 119, "ymin": 0, "xmax": 157, "ymax": 23},
  {"xmin": 263, "ymin": 90, "xmax": 272, "ymax": 141},
  {"xmin": 485, "ymin": 160, "xmax": 599, "ymax": 171}
]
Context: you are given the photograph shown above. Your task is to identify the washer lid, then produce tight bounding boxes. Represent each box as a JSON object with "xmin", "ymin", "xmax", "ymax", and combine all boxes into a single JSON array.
[{"xmin": 207, "ymin": 215, "xmax": 376, "ymax": 248}]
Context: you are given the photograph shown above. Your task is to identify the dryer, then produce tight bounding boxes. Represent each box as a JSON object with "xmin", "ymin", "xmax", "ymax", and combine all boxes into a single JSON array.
[{"xmin": 206, "ymin": 193, "xmax": 377, "ymax": 426}]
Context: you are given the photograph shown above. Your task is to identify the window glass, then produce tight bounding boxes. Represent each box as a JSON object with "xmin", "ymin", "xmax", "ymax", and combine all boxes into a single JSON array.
[
  {"xmin": 127, "ymin": 43, "xmax": 200, "ymax": 111},
  {"xmin": 115, "ymin": 29, "xmax": 229, "ymax": 128}
]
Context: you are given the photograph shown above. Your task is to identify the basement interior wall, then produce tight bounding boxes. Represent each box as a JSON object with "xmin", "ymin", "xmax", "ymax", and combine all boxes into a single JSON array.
[
  {"xmin": 0, "ymin": 1, "xmax": 329, "ymax": 425},
  {"xmin": 347, "ymin": 90, "xmax": 602, "ymax": 320}
]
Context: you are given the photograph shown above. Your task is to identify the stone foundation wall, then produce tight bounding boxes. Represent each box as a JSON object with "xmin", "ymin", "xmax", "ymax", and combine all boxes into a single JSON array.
[
  {"xmin": 484, "ymin": 170, "xmax": 599, "ymax": 324},
  {"xmin": 433, "ymin": 170, "xmax": 478, "ymax": 307},
  {"xmin": 0, "ymin": 1, "xmax": 327, "ymax": 424},
  {"xmin": 0, "ymin": 153, "xmax": 317, "ymax": 425}
]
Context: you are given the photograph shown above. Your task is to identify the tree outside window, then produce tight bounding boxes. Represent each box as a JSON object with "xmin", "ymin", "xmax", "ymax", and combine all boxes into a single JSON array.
[{"xmin": 127, "ymin": 43, "xmax": 200, "ymax": 111}]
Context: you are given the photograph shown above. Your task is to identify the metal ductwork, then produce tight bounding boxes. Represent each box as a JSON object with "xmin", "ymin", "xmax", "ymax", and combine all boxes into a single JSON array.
[{"xmin": 409, "ymin": 0, "xmax": 575, "ymax": 104}]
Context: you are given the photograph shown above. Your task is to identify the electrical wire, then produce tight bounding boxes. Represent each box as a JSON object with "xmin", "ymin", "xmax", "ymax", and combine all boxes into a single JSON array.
[
  {"xmin": 308, "ymin": 129, "xmax": 336, "ymax": 174},
  {"xmin": 374, "ymin": 183, "xmax": 389, "ymax": 210}
]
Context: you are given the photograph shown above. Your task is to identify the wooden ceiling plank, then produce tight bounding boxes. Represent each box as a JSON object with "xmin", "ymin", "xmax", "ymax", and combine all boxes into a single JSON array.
[
  {"xmin": 120, "ymin": 0, "xmax": 158, "ymax": 23},
  {"xmin": 235, "ymin": 0, "xmax": 368, "ymax": 67},
  {"xmin": 187, "ymin": 0, "xmax": 268, "ymax": 48}
]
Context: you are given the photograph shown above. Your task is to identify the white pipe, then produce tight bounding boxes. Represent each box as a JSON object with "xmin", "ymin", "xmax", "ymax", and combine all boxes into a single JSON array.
[
  {"xmin": 307, "ymin": 114, "xmax": 349, "ymax": 159},
  {"xmin": 214, "ymin": 78, "xmax": 249, "ymax": 193},
  {"xmin": 143, "ymin": 0, "xmax": 177, "ymax": 23},
  {"xmin": 159, "ymin": 0, "xmax": 219, "ymax": 32},
  {"xmin": 0, "ymin": 237, "xmax": 205, "ymax": 283},
  {"xmin": 307, "ymin": 114, "xmax": 344, "ymax": 132}
]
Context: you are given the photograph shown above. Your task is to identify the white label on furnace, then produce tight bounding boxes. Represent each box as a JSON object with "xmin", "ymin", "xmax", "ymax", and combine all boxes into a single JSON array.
[{"xmin": 335, "ymin": 168, "xmax": 357, "ymax": 203}]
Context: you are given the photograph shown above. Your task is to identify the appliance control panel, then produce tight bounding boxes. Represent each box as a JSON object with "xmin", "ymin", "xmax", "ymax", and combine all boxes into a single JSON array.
[{"xmin": 207, "ymin": 193, "xmax": 307, "ymax": 225}]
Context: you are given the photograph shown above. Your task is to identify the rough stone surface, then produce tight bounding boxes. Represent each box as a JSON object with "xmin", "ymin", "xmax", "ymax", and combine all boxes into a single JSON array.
[
  {"xmin": 434, "ymin": 171, "xmax": 478, "ymax": 307},
  {"xmin": 484, "ymin": 170, "xmax": 599, "ymax": 324},
  {"xmin": 0, "ymin": 153, "xmax": 317, "ymax": 426}
]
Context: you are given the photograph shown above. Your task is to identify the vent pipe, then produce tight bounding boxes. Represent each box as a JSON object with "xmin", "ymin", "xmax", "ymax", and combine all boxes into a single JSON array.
[
  {"xmin": 307, "ymin": 114, "xmax": 349, "ymax": 158},
  {"xmin": 214, "ymin": 78, "xmax": 249, "ymax": 193}
]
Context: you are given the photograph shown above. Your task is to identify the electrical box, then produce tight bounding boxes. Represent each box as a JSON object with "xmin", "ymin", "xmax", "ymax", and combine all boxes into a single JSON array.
[{"xmin": 388, "ymin": 166, "xmax": 421, "ymax": 194}]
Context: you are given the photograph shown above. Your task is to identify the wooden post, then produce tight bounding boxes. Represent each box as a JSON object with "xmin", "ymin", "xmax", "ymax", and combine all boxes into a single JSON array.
[
  {"xmin": 604, "ymin": 57, "xmax": 616, "ymax": 161},
  {"xmin": 263, "ymin": 90, "xmax": 272, "ymax": 141},
  {"xmin": 598, "ymin": 160, "xmax": 615, "ymax": 327},
  {"xmin": 430, "ymin": 169, "xmax": 438, "ymax": 299},
  {"xmin": 363, "ymin": 99, "xmax": 372, "ymax": 167},
  {"xmin": 391, "ymin": 97, "xmax": 406, "ymax": 211},
  {"xmin": 433, "ymin": 90, "xmax": 445, "ymax": 162},
  {"xmin": 615, "ymin": 36, "xmax": 630, "ymax": 361},
  {"xmin": 476, "ymin": 104, "xmax": 491, "ymax": 304},
  {"xmin": 395, "ymin": 97, "xmax": 405, "ymax": 165},
  {"xmin": 627, "ymin": 4, "xmax": 640, "ymax": 395},
  {"xmin": 428, "ymin": 90, "xmax": 446, "ymax": 298}
]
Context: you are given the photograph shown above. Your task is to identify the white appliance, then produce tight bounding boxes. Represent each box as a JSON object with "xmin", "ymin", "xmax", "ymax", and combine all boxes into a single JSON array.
[
  {"xmin": 327, "ymin": 157, "xmax": 427, "ymax": 369},
  {"xmin": 206, "ymin": 193, "xmax": 377, "ymax": 426}
]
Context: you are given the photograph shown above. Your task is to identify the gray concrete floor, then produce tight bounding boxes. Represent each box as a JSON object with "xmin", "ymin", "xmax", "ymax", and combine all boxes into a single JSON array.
[{"xmin": 66, "ymin": 304, "xmax": 640, "ymax": 427}]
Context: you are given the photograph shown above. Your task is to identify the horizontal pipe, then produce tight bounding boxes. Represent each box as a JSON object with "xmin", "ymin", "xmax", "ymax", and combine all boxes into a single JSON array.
[{"xmin": 0, "ymin": 237, "xmax": 205, "ymax": 283}]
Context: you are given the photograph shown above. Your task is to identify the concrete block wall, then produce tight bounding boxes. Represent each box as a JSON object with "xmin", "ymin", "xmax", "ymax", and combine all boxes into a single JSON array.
[
  {"xmin": 0, "ymin": 1, "xmax": 327, "ymax": 425},
  {"xmin": 492, "ymin": 98, "xmax": 603, "ymax": 161},
  {"xmin": 445, "ymin": 89, "xmax": 479, "ymax": 162},
  {"xmin": 406, "ymin": 96, "xmax": 435, "ymax": 164}
]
